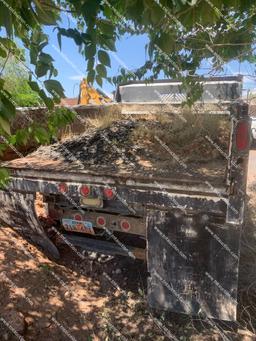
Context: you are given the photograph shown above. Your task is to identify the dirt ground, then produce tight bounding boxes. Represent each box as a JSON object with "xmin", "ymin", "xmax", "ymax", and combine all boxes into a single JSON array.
[{"xmin": 0, "ymin": 151, "xmax": 256, "ymax": 340}]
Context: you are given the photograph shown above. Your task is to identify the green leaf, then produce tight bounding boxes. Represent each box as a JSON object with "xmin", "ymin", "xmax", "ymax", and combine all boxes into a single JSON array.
[
  {"xmin": 87, "ymin": 57, "xmax": 95, "ymax": 72},
  {"xmin": 102, "ymin": 38, "xmax": 116, "ymax": 52},
  {"xmin": 26, "ymin": 81, "xmax": 44, "ymax": 106},
  {"xmin": 85, "ymin": 44, "xmax": 96, "ymax": 59},
  {"xmin": 39, "ymin": 41, "xmax": 48, "ymax": 51},
  {"xmin": 33, "ymin": 127, "xmax": 50, "ymax": 144},
  {"xmin": 155, "ymin": 33, "xmax": 174, "ymax": 54},
  {"xmin": 8, "ymin": 134, "xmax": 16, "ymax": 145},
  {"xmin": 98, "ymin": 20, "xmax": 115, "ymax": 36},
  {"xmin": 1, "ymin": 5, "xmax": 13, "ymax": 37},
  {"xmin": 81, "ymin": 1, "xmax": 100, "ymax": 20},
  {"xmin": 47, "ymin": 107, "xmax": 75, "ymax": 135},
  {"xmin": 96, "ymin": 64, "xmax": 107, "ymax": 78},
  {"xmin": 39, "ymin": 89, "xmax": 54, "ymax": 110},
  {"xmin": 87, "ymin": 70, "xmax": 95, "ymax": 83},
  {"xmin": 57, "ymin": 31, "xmax": 62, "ymax": 50},
  {"xmin": 34, "ymin": 4, "xmax": 59, "ymax": 25},
  {"xmin": 53, "ymin": 69, "xmax": 58, "ymax": 77},
  {"xmin": 62, "ymin": 28, "xmax": 83, "ymax": 45},
  {"xmin": 0, "ymin": 117, "xmax": 10, "ymax": 134},
  {"xmin": 30, "ymin": 46, "xmax": 37, "ymax": 64},
  {"xmin": 0, "ymin": 46, "xmax": 7, "ymax": 58},
  {"xmin": 98, "ymin": 50, "xmax": 111, "ymax": 67},
  {"xmin": 96, "ymin": 75, "xmax": 103, "ymax": 87},
  {"xmin": 35, "ymin": 62, "xmax": 49, "ymax": 77},
  {"xmin": 0, "ymin": 96, "xmax": 15, "ymax": 120},
  {"xmin": 44, "ymin": 79, "xmax": 65, "ymax": 99},
  {"xmin": 29, "ymin": 81, "xmax": 41, "ymax": 93},
  {"xmin": 31, "ymin": 30, "xmax": 48, "ymax": 45},
  {"xmin": 15, "ymin": 128, "xmax": 30, "ymax": 145},
  {"xmin": 39, "ymin": 52, "xmax": 54, "ymax": 64},
  {"xmin": 0, "ymin": 79, "xmax": 4, "ymax": 89},
  {"xmin": 0, "ymin": 168, "xmax": 9, "ymax": 188}
]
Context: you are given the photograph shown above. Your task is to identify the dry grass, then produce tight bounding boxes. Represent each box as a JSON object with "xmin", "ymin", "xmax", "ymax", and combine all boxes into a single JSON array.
[
  {"xmin": 131, "ymin": 112, "xmax": 230, "ymax": 161},
  {"xmin": 58, "ymin": 112, "xmax": 123, "ymax": 142},
  {"xmin": 87, "ymin": 111, "xmax": 123, "ymax": 129},
  {"xmin": 57, "ymin": 109, "xmax": 231, "ymax": 165},
  {"xmin": 59, "ymin": 124, "xmax": 79, "ymax": 141}
]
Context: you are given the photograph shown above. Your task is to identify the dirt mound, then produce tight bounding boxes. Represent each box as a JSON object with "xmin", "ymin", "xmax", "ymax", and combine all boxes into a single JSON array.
[
  {"xmin": 29, "ymin": 115, "xmax": 230, "ymax": 179},
  {"xmin": 31, "ymin": 120, "xmax": 137, "ymax": 171}
]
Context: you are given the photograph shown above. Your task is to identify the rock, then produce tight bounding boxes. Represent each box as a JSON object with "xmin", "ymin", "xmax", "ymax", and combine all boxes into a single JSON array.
[
  {"xmin": 88, "ymin": 252, "xmax": 98, "ymax": 260},
  {"xmin": 237, "ymin": 329, "xmax": 256, "ymax": 340},
  {"xmin": 64, "ymin": 291, "xmax": 71, "ymax": 298},
  {"xmin": 24, "ymin": 316, "xmax": 34, "ymax": 326}
]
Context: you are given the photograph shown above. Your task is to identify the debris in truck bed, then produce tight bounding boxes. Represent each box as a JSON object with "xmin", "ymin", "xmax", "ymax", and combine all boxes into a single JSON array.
[{"xmin": 27, "ymin": 114, "xmax": 230, "ymax": 179}]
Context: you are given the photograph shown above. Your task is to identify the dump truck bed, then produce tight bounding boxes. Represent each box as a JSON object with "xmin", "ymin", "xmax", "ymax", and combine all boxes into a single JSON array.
[
  {"xmin": 5, "ymin": 155, "xmax": 227, "ymax": 184},
  {"xmin": 4, "ymin": 155, "xmax": 227, "ymax": 184},
  {"xmin": 3, "ymin": 113, "xmax": 231, "ymax": 192}
]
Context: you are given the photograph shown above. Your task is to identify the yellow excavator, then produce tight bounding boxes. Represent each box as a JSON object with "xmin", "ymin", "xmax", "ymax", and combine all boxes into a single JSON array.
[{"xmin": 78, "ymin": 78, "xmax": 112, "ymax": 105}]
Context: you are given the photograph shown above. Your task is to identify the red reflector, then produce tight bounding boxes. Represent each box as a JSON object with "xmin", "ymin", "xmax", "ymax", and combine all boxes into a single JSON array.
[
  {"xmin": 236, "ymin": 121, "xmax": 249, "ymax": 151},
  {"xmin": 97, "ymin": 216, "xmax": 106, "ymax": 227},
  {"xmin": 120, "ymin": 220, "xmax": 131, "ymax": 231},
  {"xmin": 80, "ymin": 185, "xmax": 90, "ymax": 197},
  {"xmin": 74, "ymin": 214, "xmax": 82, "ymax": 221},
  {"xmin": 58, "ymin": 182, "xmax": 68, "ymax": 193},
  {"xmin": 104, "ymin": 188, "xmax": 115, "ymax": 199}
]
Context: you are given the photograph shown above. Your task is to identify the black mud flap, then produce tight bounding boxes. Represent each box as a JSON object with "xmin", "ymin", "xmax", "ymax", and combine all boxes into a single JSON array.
[
  {"xmin": 147, "ymin": 210, "xmax": 241, "ymax": 321},
  {"xmin": 0, "ymin": 190, "xmax": 60, "ymax": 260}
]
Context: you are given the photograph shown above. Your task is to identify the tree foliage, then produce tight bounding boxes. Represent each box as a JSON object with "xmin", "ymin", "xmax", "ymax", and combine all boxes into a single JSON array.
[
  {"xmin": 0, "ymin": 0, "xmax": 255, "ymax": 137},
  {"xmin": 0, "ymin": 55, "xmax": 43, "ymax": 107}
]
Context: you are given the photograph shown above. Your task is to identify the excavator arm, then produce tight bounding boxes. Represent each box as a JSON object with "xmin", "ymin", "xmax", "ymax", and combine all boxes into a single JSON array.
[{"xmin": 78, "ymin": 79, "xmax": 111, "ymax": 105}]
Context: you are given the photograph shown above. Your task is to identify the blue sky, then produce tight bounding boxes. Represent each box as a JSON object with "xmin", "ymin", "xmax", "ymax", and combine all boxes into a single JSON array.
[
  {"xmin": 43, "ymin": 27, "xmax": 150, "ymax": 98},
  {"xmin": 40, "ymin": 13, "xmax": 256, "ymax": 99}
]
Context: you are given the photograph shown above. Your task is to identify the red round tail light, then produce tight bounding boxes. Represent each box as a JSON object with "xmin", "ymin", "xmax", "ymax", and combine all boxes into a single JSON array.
[
  {"xmin": 80, "ymin": 185, "xmax": 90, "ymax": 197},
  {"xmin": 58, "ymin": 182, "xmax": 68, "ymax": 193},
  {"xmin": 236, "ymin": 120, "xmax": 250, "ymax": 151},
  {"xmin": 74, "ymin": 214, "xmax": 82, "ymax": 221},
  {"xmin": 120, "ymin": 219, "xmax": 131, "ymax": 231},
  {"xmin": 97, "ymin": 216, "xmax": 106, "ymax": 227},
  {"xmin": 104, "ymin": 187, "xmax": 115, "ymax": 200}
]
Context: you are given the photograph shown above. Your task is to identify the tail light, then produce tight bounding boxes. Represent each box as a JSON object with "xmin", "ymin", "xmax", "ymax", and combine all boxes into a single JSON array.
[
  {"xmin": 80, "ymin": 185, "xmax": 90, "ymax": 197},
  {"xmin": 96, "ymin": 216, "xmax": 106, "ymax": 227},
  {"xmin": 58, "ymin": 182, "xmax": 68, "ymax": 193},
  {"xmin": 104, "ymin": 187, "xmax": 115, "ymax": 200},
  {"xmin": 120, "ymin": 219, "xmax": 131, "ymax": 231},
  {"xmin": 236, "ymin": 120, "xmax": 250, "ymax": 151},
  {"xmin": 74, "ymin": 214, "xmax": 82, "ymax": 221}
]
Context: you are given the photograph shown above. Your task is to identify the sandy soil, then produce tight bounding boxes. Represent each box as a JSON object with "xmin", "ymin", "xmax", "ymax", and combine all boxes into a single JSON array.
[{"xmin": 0, "ymin": 151, "xmax": 256, "ymax": 340}]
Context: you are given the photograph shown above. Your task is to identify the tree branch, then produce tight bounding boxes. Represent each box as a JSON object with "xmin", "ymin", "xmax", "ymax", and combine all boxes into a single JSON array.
[{"xmin": 40, "ymin": 2, "xmax": 76, "ymax": 13}]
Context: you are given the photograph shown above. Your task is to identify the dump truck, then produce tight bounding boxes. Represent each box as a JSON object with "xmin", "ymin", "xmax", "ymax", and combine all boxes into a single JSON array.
[{"xmin": 0, "ymin": 76, "xmax": 251, "ymax": 321}]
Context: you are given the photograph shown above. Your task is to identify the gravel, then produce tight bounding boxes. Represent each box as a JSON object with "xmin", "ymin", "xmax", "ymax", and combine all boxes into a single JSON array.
[
  {"xmin": 28, "ymin": 118, "xmax": 228, "ymax": 179},
  {"xmin": 31, "ymin": 120, "xmax": 139, "ymax": 172}
]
